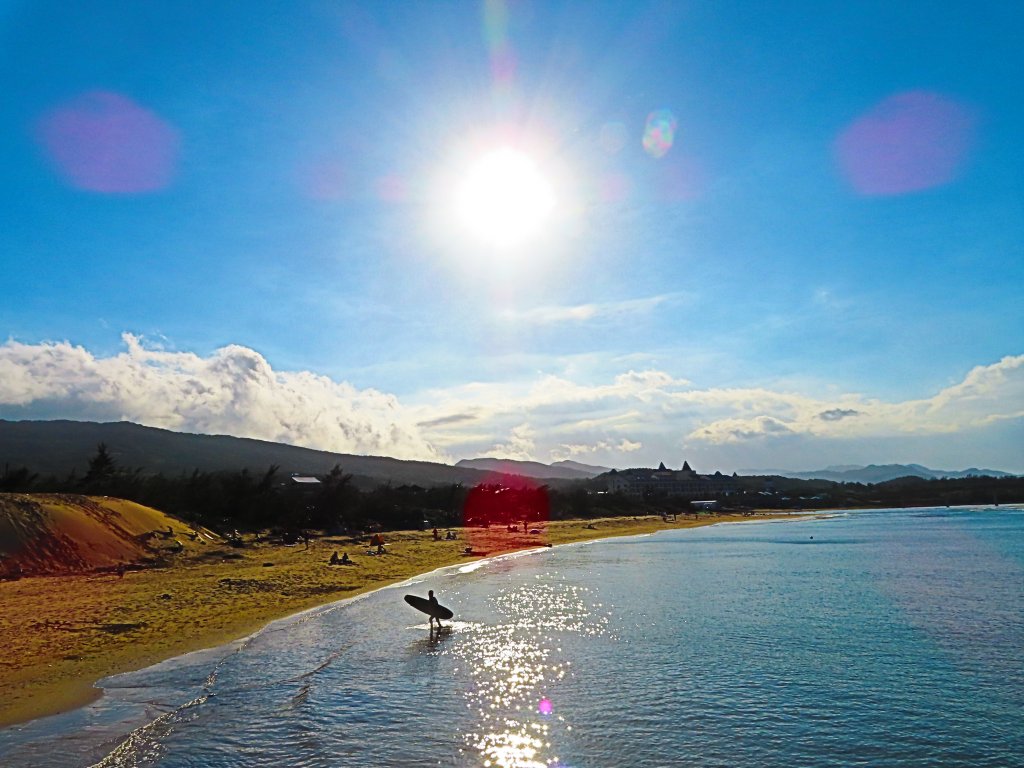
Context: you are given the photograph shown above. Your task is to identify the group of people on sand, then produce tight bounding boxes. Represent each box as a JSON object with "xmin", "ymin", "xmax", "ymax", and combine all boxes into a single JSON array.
[
  {"xmin": 431, "ymin": 528, "xmax": 457, "ymax": 541},
  {"xmin": 327, "ymin": 532, "xmax": 390, "ymax": 565},
  {"xmin": 328, "ymin": 551, "xmax": 351, "ymax": 565}
]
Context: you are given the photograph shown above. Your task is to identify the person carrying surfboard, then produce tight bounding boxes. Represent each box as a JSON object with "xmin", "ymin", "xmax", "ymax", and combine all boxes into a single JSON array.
[
  {"xmin": 403, "ymin": 590, "xmax": 453, "ymax": 630},
  {"xmin": 427, "ymin": 590, "xmax": 443, "ymax": 630}
]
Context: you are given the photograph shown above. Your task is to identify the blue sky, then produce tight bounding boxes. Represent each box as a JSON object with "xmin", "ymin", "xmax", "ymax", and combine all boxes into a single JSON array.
[{"xmin": 1, "ymin": 1, "xmax": 1021, "ymax": 473}]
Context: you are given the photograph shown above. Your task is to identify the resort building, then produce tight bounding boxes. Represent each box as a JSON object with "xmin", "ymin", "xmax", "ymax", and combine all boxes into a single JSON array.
[{"xmin": 605, "ymin": 461, "xmax": 738, "ymax": 498}]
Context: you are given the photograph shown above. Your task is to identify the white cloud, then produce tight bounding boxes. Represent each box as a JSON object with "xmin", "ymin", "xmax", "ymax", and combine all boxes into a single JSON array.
[
  {"xmin": 480, "ymin": 423, "xmax": 537, "ymax": 461},
  {"xmin": 690, "ymin": 415, "xmax": 795, "ymax": 443},
  {"xmin": 410, "ymin": 356, "xmax": 1024, "ymax": 467},
  {"xmin": 500, "ymin": 292, "xmax": 690, "ymax": 326},
  {"xmin": 0, "ymin": 334, "xmax": 444, "ymax": 461},
  {"xmin": 551, "ymin": 439, "xmax": 643, "ymax": 461},
  {"xmin": 2, "ymin": 336, "xmax": 1021, "ymax": 471},
  {"xmin": 683, "ymin": 355, "xmax": 1024, "ymax": 444}
]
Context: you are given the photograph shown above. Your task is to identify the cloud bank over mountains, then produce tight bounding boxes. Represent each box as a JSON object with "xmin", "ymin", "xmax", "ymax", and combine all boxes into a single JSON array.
[
  {"xmin": 0, "ymin": 335, "xmax": 441, "ymax": 462},
  {"xmin": 1, "ymin": 335, "xmax": 1021, "ymax": 471}
]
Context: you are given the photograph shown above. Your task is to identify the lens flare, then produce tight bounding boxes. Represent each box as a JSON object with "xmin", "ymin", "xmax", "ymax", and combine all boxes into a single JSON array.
[
  {"xmin": 642, "ymin": 109, "xmax": 678, "ymax": 159},
  {"xmin": 538, "ymin": 698, "xmax": 553, "ymax": 716},
  {"xmin": 835, "ymin": 91, "xmax": 976, "ymax": 196},
  {"xmin": 35, "ymin": 91, "xmax": 179, "ymax": 194},
  {"xmin": 463, "ymin": 472, "xmax": 551, "ymax": 554}
]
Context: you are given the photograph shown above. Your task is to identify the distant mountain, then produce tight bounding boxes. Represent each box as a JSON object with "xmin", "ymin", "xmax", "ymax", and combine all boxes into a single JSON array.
[
  {"xmin": 0, "ymin": 420, "xmax": 502, "ymax": 489},
  {"xmin": 551, "ymin": 459, "xmax": 612, "ymax": 476},
  {"xmin": 739, "ymin": 463, "xmax": 1016, "ymax": 483},
  {"xmin": 454, "ymin": 457, "xmax": 603, "ymax": 480}
]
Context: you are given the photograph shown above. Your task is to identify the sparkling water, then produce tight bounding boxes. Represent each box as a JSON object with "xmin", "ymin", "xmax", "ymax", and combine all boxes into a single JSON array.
[{"xmin": 2, "ymin": 507, "xmax": 1021, "ymax": 767}]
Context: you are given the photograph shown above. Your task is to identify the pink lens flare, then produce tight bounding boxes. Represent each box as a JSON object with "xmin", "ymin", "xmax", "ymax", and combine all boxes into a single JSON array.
[
  {"xmin": 834, "ymin": 90, "xmax": 976, "ymax": 196},
  {"xmin": 35, "ymin": 91, "xmax": 180, "ymax": 194},
  {"xmin": 657, "ymin": 153, "xmax": 706, "ymax": 202},
  {"xmin": 296, "ymin": 158, "xmax": 350, "ymax": 201},
  {"xmin": 538, "ymin": 697, "xmax": 553, "ymax": 715}
]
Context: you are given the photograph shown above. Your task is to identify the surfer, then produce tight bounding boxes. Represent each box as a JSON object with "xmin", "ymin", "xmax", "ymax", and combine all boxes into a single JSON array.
[
  {"xmin": 428, "ymin": 589, "xmax": 443, "ymax": 630},
  {"xmin": 404, "ymin": 592, "xmax": 453, "ymax": 630}
]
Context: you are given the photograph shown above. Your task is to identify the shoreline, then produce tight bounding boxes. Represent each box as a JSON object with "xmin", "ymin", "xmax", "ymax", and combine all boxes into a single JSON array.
[{"xmin": 0, "ymin": 512, "xmax": 805, "ymax": 728}]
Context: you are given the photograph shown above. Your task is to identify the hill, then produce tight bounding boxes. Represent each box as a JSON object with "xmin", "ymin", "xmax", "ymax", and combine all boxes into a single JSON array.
[
  {"xmin": 738, "ymin": 463, "xmax": 1015, "ymax": 483},
  {"xmin": 0, "ymin": 420, "xmax": 503, "ymax": 489},
  {"xmin": 551, "ymin": 459, "xmax": 613, "ymax": 476},
  {"xmin": 0, "ymin": 493, "xmax": 204, "ymax": 577},
  {"xmin": 455, "ymin": 457, "xmax": 609, "ymax": 480}
]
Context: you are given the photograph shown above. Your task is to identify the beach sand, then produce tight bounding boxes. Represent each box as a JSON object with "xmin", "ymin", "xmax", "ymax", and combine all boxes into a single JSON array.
[{"xmin": 0, "ymin": 512, "xmax": 793, "ymax": 727}]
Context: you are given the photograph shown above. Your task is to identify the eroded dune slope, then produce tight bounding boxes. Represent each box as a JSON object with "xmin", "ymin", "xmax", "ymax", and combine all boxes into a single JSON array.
[{"xmin": 0, "ymin": 494, "xmax": 199, "ymax": 576}]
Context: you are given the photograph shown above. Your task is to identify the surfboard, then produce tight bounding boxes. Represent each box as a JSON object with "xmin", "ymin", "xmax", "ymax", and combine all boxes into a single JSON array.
[{"xmin": 404, "ymin": 594, "xmax": 454, "ymax": 620}]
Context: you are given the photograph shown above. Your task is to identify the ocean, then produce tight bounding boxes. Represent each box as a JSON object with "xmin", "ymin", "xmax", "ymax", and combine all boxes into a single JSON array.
[{"xmin": 1, "ymin": 507, "xmax": 1021, "ymax": 767}]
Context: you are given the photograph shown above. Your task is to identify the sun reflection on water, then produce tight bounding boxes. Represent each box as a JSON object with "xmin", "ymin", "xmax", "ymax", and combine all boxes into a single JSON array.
[{"xmin": 451, "ymin": 577, "xmax": 609, "ymax": 767}]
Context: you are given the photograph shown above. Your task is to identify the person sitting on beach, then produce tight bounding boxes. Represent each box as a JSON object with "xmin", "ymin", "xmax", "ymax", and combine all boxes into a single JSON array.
[
  {"xmin": 340, "ymin": 552, "xmax": 350, "ymax": 564},
  {"xmin": 329, "ymin": 551, "xmax": 340, "ymax": 565},
  {"xmin": 445, "ymin": 529, "xmax": 456, "ymax": 540}
]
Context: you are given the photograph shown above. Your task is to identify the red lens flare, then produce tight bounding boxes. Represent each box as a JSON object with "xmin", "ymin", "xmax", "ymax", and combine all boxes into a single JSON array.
[{"xmin": 462, "ymin": 471, "xmax": 550, "ymax": 554}]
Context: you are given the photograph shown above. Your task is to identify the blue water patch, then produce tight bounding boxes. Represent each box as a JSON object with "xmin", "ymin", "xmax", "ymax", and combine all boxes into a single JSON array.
[{"xmin": 1, "ymin": 507, "xmax": 1021, "ymax": 767}]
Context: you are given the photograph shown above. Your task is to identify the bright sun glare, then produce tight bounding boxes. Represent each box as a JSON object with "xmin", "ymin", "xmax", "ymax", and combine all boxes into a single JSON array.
[{"xmin": 455, "ymin": 147, "xmax": 556, "ymax": 249}]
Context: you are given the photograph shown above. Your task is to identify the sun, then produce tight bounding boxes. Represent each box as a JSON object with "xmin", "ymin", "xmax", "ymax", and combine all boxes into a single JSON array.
[{"xmin": 454, "ymin": 147, "xmax": 556, "ymax": 249}]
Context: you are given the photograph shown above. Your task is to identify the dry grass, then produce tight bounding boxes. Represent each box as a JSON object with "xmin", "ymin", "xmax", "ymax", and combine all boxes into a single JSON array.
[{"xmin": 0, "ymin": 506, "xmax": 795, "ymax": 727}]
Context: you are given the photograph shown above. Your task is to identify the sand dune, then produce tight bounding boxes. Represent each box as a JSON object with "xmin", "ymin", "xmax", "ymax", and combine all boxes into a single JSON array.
[{"xmin": 0, "ymin": 494, "xmax": 203, "ymax": 577}]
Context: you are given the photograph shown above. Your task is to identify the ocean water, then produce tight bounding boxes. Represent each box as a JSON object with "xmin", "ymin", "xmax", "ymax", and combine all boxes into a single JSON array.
[{"xmin": 2, "ymin": 507, "xmax": 1022, "ymax": 767}]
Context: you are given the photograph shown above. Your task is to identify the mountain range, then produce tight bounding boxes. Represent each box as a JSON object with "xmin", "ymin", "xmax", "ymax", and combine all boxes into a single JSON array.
[
  {"xmin": 740, "ymin": 463, "xmax": 1016, "ymax": 483},
  {"xmin": 0, "ymin": 420, "xmax": 500, "ymax": 490},
  {"xmin": 2, "ymin": 420, "xmax": 1012, "ymax": 489},
  {"xmin": 0, "ymin": 420, "xmax": 612, "ymax": 490},
  {"xmin": 454, "ymin": 457, "xmax": 611, "ymax": 480}
]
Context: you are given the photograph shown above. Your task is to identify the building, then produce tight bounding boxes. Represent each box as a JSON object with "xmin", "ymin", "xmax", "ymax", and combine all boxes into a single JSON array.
[
  {"xmin": 287, "ymin": 475, "xmax": 322, "ymax": 492},
  {"xmin": 690, "ymin": 499, "xmax": 720, "ymax": 511},
  {"xmin": 606, "ymin": 461, "xmax": 738, "ymax": 498}
]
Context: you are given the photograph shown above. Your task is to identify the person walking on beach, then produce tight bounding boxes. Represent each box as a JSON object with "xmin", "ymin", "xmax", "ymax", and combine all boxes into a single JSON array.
[{"xmin": 428, "ymin": 589, "xmax": 444, "ymax": 631}]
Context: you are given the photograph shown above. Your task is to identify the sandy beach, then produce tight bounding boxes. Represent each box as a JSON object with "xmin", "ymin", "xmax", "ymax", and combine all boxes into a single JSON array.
[{"xmin": 0, "ymin": 511, "xmax": 796, "ymax": 727}]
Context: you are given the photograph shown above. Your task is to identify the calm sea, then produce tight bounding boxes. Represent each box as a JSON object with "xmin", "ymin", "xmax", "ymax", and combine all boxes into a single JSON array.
[{"xmin": 2, "ymin": 507, "xmax": 1022, "ymax": 767}]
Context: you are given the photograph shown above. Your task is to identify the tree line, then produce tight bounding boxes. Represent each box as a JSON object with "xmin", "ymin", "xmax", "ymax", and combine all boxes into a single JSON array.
[
  {"xmin": 1, "ymin": 444, "xmax": 1020, "ymax": 534},
  {"xmin": 0, "ymin": 444, "xmax": 645, "ymax": 534}
]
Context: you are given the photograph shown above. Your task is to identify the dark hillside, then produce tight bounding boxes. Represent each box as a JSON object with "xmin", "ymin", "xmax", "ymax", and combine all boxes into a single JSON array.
[{"xmin": 0, "ymin": 420, "xmax": 494, "ymax": 488}]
